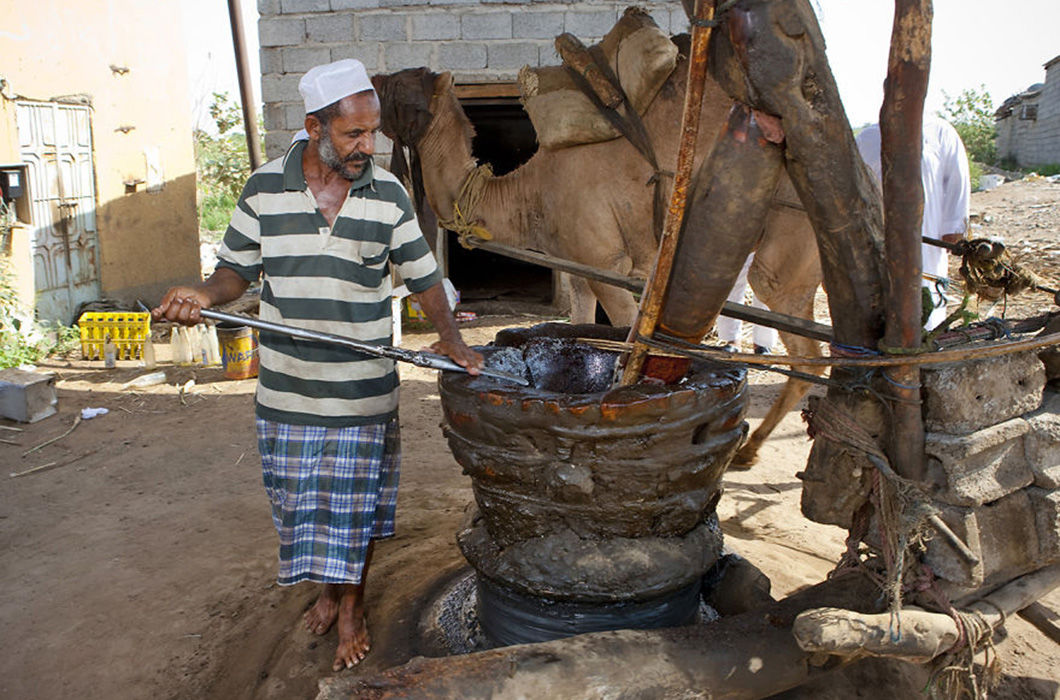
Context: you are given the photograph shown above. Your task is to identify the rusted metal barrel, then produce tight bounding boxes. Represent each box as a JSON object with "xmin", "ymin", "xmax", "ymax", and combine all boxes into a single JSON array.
[{"xmin": 439, "ymin": 323, "xmax": 747, "ymax": 644}]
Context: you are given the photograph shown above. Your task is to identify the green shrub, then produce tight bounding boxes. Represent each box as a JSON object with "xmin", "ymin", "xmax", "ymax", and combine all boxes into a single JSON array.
[
  {"xmin": 195, "ymin": 92, "xmax": 262, "ymax": 233},
  {"xmin": 1032, "ymin": 163, "xmax": 1060, "ymax": 177},
  {"xmin": 938, "ymin": 86, "xmax": 997, "ymax": 165},
  {"xmin": 968, "ymin": 159, "xmax": 983, "ymax": 191}
]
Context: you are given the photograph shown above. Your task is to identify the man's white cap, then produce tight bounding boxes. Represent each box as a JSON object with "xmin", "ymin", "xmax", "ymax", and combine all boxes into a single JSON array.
[{"xmin": 298, "ymin": 59, "xmax": 374, "ymax": 114}]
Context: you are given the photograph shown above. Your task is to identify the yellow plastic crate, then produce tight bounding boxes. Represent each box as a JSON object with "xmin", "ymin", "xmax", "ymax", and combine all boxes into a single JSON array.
[{"xmin": 78, "ymin": 312, "xmax": 151, "ymax": 361}]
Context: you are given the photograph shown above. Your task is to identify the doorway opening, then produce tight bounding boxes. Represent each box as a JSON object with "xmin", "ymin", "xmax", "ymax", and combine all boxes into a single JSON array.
[{"xmin": 445, "ymin": 84, "xmax": 554, "ymax": 310}]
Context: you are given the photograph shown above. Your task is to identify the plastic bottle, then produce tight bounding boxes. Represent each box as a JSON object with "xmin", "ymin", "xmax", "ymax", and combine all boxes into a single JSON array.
[
  {"xmin": 103, "ymin": 335, "xmax": 117, "ymax": 369},
  {"xmin": 182, "ymin": 326, "xmax": 199, "ymax": 366},
  {"xmin": 205, "ymin": 324, "xmax": 221, "ymax": 366},
  {"xmin": 169, "ymin": 328, "xmax": 185, "ymax": 365},
  {"xmin": 141, "ymin": 334, "xmax": 157, "ymax": 369}
]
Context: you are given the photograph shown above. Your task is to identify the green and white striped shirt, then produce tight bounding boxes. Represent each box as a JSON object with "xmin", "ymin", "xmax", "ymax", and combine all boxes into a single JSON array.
[{"xmin": 216, "ymin": 140, "xmax": 442, "ymax": 427}]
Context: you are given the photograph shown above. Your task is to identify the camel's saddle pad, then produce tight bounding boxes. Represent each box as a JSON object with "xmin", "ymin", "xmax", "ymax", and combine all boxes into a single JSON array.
[{"xmin": 518, "ymin": 7, "xmax": 678, "ymax": 151}]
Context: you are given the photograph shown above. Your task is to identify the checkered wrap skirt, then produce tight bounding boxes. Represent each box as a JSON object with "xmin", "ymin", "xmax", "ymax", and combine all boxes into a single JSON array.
[{"xmin": 255, "ymin": 418, "xmax": 400, "ymax": 585}]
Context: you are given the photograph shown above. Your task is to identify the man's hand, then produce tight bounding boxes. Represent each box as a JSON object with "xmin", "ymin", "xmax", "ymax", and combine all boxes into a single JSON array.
[
  {"xmin": 429, "ymin": 338, "xmax": 483, "ymax": 376},
  {"xmin": 152, "ymin": 287, "xmax": 212, "ymax": 326}
]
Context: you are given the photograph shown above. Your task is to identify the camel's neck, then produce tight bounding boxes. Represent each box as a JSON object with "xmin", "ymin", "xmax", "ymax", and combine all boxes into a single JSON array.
[{"xmin": 417, "ymin": 90, "xmax": 539, "ymax": 249}]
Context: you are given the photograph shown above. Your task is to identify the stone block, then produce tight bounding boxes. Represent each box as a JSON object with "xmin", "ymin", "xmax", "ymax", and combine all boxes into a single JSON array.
[
  {"xmin": 0, "ymin": 369, "xmax": 57, "ymax": 423},
  {"xmin": 411, "ymin": 13, "xmax": 461, "ymax": 40},
  {"xmin": 306, "ymin": 14, "xmax": 354, "ymax": 43},
  {"xmin": 281, "ymin": 0, "xmax": 329, "ymax": 12},
  {"xmin": 258, "ymin": 17, "xmax": 305, "ymax": 47},
  {"xmin": 670, "ymin": 7, "xmax": 691, "ymax": 34},
  {"xmin": 564, "ymin": 9, "xmax": 617, "ymax": 39},
  {"xmin": 331, "ymin": 0, "xmax": 380, "ymax": 8},
  {"xmin": 259, "ymin": 47, "xmax": 284, "ymax": 75},
  {"xmin": 384, "ymin": 42, "xmax": 434, "ymax": 71},
  {"xmin": 462, "ymin": 12, "xmax": 511, "ymax": 40},
  {"xmin": 330, "ymin": 43, "xmax": 381, "ymax": 70},
  {"xmin": 922, "ymin": 350, "xmax": 1045, "ymax": 434},
  {"xmin": 513, "ymin": 11, "xmax": 563, "ymax": 39},
  {"xmin": 360, "ymin": 13, "xmax": 407, "ymax": 41},
  {"xmin": 282, "ymin": 46, "xmax": 331, "ymax": 73},
  {"xmin": 924, "ymin": 417, "xmax": 1034, "ymax": 506},
  {"xmin": 439, "ymin": 43, "xmax": 487, "ymax": 70},
  {"xmin": 261, "ymin": 73, "xmax": 304, "ymax": 103},
  {"xmin": 1025, "ymin": 389, "xmax": 1060, "ymax": 488},
  {"xmin": 487, "ymin": 42, "xmax": 540, "ymax": 70},
  {"xmin": 265, "ymin": 131, "xmax": 295, "ymax": 160},
  {"xmin": 925, "ymin": 489, "xmax": 1041, "ymax": 591},
  {"xmin": 1029, "ymin": 487, "xmax": 1060, "ymax": 562}
]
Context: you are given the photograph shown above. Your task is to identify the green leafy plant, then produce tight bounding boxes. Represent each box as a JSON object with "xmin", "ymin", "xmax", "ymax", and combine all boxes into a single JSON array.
[
  {"xmin": 194, "ymin": 92, "xmax": 262, "ymax": 236},
  {"xmin": 938, "ymin": 86, "xmax": 997, "ymax": 165}
]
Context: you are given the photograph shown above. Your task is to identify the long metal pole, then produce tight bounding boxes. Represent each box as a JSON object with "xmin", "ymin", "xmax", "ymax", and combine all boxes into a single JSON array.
[
  {"xmin": 620, "ymin": 0, "xmax": 716, "ymax": 385},
  {"xmin": 228, "ymin": 0, "xmax": 264, "ymax": 170},
  {"xmin": 879, "ymin": 0, "xmax": 932, "ymax": 481}
]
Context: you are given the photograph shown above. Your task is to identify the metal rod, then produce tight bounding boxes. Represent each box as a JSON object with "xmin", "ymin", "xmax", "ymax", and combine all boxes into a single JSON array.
[
  {"xmin": 228, "ymin": 0, "xmax": 264, "ymax": 170},
  {"xmin": 465, "ymin": 236, "xmax": 835, "ymax": 342},
  {"xmin": 198, "ymin": 309, "xmax": 529, "ymax": 386},
  {"xmin": 620, "ymin": 0, "xmax": 717, "ymax": 385}
]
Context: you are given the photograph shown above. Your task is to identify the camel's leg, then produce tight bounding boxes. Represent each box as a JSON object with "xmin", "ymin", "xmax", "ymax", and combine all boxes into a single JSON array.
[
  {"xmin": 588, "ymin": 279, "xmax": 639, "ymax": 327},
  {"xmin": 567, "ymin": 275, "xmax": 598, "ymax": 325}
]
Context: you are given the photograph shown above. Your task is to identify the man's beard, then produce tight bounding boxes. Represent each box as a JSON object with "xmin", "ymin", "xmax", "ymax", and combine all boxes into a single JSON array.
[{"xmin": 318, "ymin": 131, "xmax": 369, "ymax": 181}]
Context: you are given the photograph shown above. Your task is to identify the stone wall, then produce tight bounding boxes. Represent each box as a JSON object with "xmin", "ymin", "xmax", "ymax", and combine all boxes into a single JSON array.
[
  {"xmin": 257, "ymin": 0, "xmax": 690, "ymax": 158},
  {"xmin": 996, "ymin": 54, "xmax": 1060, "ymax": 169}
]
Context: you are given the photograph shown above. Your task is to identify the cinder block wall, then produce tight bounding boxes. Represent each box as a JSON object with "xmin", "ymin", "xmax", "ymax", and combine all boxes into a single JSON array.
[
  {"xmin": 258, "ymin": 0, "xmax": 689, "ymax": 159},
  {"xmin": 996, "ymin": 56, "xmax": 1060, "ymax": 169}
]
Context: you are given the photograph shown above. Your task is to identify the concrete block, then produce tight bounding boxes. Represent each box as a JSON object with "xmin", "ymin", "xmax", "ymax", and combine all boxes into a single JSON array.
[
  {"xmin": 513, "ymin": 11, "xmax": 563, "ymax": 39},
  {"xmin": 439, "ymin": 43, "xmax": 487, "ymax": 70},
  {"xmin": 331, "ymin": 0, "xmax": 380, "ymax": 8},
  {"xmin": 261, "ymin": 73, "xmax": 304, "ymax": 103},
  {"xmin": 487, "ymin": 42, "xmax": 540, "ymax": 70},
  {"xmin": 282, "ymin": 46, "xmax": 331, "ymax": 73},
  {"xmin": 265, "ymin": 130, "xmax": 295, "ymax": 160},
  {"xmin": 258, "ymin": 0, "xmax": 281, "ymax": 16},
  {"xmin": 539, "ymin": 43, "xmax": 561, "ymax": 67},
  {"xmin": 384, "ymin": 42, "xmax": 434, "ymax": 71},
  {"xmin": 263, "ymin": 102, "xmax": 287, "ymax": 132},
  {"xmin": 564, "ymin": 9, "xmax": 617, "ymax": 39},
  {"xmin": 1025, "ymin": 389, "xmax": 1060, "ymax": 488},
  {"xmin": 411, "ymin": 13, "xmax": 461, "ymax": 41},
  {"xmin": 670, "ymin": 7, "xmax": 691, "ymax": 34},
  {"xmin": 646, "ymin": 8, "xmax": 670, "ymax": 35},
  {"xmin": 0, "ymin": 369, "xmax": 57, "ymax": 423},
  {"xmin": 926, "ymin": 490, "xmax": 1041, "ymax": 591},
  {"xmin": 429, "ymin": 0, "xmax": 479, "ymax": 5},
  {"xmin": 462, "ymin": 12, "xmax": 511, "ymax": 40},
  {"xmin": 924, "ymin": 417, "xmax": 1034, "ymax": 506},
  {"xmin": 330, "ymin": 43, "xmax": 381, "ymax": 70},
  {"xmin": 922, "ymin": 350, "xmax": 1045, "ymax": 434},
  {"xmin": 259, "ymin": 47, "xmax": 284, "ymax": 75},
  {"xmin": 306, "ymin": 13, "xmax": 354, "ymax": 43},
  {"xmin": 360, "ymin": 13, "xmax": 407, "ymax": 41},
  {"xmin": 1029, "ymin": 487, "xmax": 1060, "ymax": 563},
  {"xmin": 258, "ymin": 17, "xmax": 305, "ymax": 47},
  {"xmin": 285, "ymin": 102, "xmax": 307, "ymax": 131},
  {"xmin": 380, "ymin": 0, "xmax": 427, "ymax": 6},
  {"xmin": 281, "ymin": 0, "xmax": 329, "ymax": 12}
]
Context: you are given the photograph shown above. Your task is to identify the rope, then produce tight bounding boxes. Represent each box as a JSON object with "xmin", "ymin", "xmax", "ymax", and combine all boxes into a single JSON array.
[{"xmin": 440, "ymin": 164, "xmax": 495, "ymax": 248}]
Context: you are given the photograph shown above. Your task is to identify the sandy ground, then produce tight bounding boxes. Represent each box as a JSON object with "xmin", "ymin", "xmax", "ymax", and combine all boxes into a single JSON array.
[{"xmin": 2, "ymin": 177, "xmax": 1059, "ymax": 699}]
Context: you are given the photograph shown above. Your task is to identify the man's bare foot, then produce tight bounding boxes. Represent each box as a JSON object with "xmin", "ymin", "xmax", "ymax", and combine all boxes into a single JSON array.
[
  {"xmin": 304, "ymin": 584, "xmax": 341, "ymax": 636},
  {"xmin": 332, "ymin": 592, "xmax": 370, "ymax": 670}
]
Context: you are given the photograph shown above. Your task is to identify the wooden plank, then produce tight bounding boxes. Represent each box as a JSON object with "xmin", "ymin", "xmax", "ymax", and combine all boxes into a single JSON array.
[{"xmin": 453, "ymin": 82, "xmax": 521, "ymax": 100}]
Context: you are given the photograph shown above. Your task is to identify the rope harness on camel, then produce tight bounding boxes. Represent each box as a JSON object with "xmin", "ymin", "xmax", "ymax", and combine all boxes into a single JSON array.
[{"xmin": 439, "ymin": 163, "xmax": 495, "ymax": 249}]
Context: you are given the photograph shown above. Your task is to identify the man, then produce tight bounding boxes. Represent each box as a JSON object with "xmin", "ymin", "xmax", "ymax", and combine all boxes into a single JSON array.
[
  {"xmin": 153, "ymin": 59, "xmax": 482, "ymax": 671},
  {"xmin": 855, "ymin": 116, "xmax": 971, "ymax": 329},
  {"xmin": 716, "ymin": 253, "xmax": 777, "ymax": 355}
]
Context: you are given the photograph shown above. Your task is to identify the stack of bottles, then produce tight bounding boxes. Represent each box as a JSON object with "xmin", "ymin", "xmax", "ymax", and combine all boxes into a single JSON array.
[{"xmin": 168, "ymin": 324, "xmax": 222, "ymax": 367}]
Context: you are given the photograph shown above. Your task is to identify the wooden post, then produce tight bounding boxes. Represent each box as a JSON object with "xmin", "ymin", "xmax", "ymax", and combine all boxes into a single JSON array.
[
  {"xmin": 620, "ymin": 0, "xmax": 716, "ymax": 385},
  {"xmin": 880, "ymin": 0, "xmax": 932, "ymax": 481}
]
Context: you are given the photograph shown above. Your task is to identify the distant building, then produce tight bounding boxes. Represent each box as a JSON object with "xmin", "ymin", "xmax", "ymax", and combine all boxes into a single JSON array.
[
  {"xmin": 995, "ymin": 54, "xmax": 1060, "ymax": 169},
  {"xmin": 0, "ymin": 1, "xmax": 202, "ymax": 324}
]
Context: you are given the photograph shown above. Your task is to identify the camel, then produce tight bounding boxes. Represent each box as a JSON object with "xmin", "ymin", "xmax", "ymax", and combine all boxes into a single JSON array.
[{"xmin": 372, "ymin": 45, "xmax": 825, "ymax": 466}]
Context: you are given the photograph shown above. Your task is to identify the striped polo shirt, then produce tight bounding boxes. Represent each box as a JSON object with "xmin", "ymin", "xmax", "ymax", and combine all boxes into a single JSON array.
[{"xmin": 216, "ymin": 140, "xmax": 442, "ymax": 427}]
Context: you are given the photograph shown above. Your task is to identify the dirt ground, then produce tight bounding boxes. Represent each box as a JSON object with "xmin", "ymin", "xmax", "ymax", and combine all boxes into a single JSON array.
[{"xmin": 2, "ymin": 177, "xmax": 1060, "ymax": 700}]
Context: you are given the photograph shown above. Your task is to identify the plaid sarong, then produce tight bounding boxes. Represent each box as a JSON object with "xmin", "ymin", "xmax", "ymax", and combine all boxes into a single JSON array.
[{"xmin": 255, "ymin": 417, "xmax": 401, "ymax": 585}]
